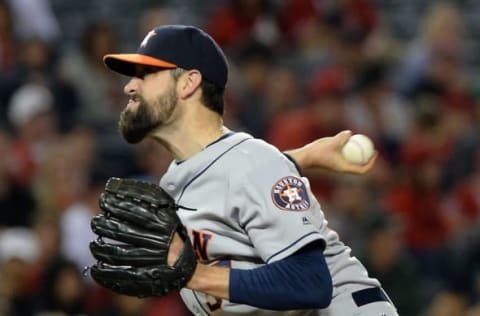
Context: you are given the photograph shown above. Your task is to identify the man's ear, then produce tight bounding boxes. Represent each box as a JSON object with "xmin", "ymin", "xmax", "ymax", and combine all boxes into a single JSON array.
[{"xmin": 178, "ymin": 70, "xmax": 202, "ymax": 99}]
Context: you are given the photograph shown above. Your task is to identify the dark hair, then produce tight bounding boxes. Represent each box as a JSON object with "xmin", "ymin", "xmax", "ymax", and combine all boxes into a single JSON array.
[
  {"xmin": 200, "ymin": 79, "xmax": 225, "ymax": 115},
  {"xmin": 170, "ymin": 68, "xmax": 225, "ymax": 115}
]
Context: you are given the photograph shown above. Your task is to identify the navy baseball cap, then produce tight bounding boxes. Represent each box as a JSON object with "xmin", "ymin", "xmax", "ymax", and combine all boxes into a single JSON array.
[{"xmin": 104, "ymin": 25, "xmax": 228, "ymax": 88}]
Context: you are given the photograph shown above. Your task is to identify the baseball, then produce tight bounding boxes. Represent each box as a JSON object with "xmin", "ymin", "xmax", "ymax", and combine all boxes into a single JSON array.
[{"xmin": 341, "ymin": 134, "xmax": 375, "ymax": 165}]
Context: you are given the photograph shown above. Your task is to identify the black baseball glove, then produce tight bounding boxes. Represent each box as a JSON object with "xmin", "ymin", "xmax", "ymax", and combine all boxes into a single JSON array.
[{"xmin": 89, "ymin": 177, "xmax": 197, "ymax": 297}]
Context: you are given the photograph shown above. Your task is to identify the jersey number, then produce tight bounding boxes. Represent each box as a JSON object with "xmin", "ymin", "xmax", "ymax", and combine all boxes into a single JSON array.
[
  {"xmin": 191, "ymin": 230, "xmax": 222, "ymax": 312},
  {"xmin": 206, "ymin": 297, "xmax": 222, "ymax": 312},
  {"xmin": 192, "ymin": 229, "xmax": 213, "ymax": 261}
]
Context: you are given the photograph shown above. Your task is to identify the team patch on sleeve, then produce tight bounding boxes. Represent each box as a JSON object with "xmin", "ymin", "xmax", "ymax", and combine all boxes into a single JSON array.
[{"xmin": 271, "ymin": 176, "xmax": 311, "ymax": 211}]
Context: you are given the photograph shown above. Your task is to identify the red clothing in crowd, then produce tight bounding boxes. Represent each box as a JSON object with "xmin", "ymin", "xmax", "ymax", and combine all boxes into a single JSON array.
[{"xmin": 385, "ymin": 185, "xmax": 449, "ymax": 250}]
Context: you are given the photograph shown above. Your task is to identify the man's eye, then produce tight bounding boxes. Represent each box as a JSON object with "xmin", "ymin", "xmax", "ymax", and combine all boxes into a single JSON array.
[
  {"xmin": 135, "ymin": 67, "xmax": 159, "ymax": 79},
  {"xmin": 135, "ymin": 69, "xmax": 148, "ymax": 79}
]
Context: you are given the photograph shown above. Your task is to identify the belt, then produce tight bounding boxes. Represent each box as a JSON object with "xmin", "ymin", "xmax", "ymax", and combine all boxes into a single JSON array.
[{"xmin": 351, "ymin": 287, "xmax": 389, "ymax": 307}]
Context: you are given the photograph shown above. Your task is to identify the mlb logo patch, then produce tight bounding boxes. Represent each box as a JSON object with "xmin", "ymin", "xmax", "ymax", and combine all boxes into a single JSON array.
[{"xmin": 271, "ymin": 176, "xmax": 311, "ymax": 211}]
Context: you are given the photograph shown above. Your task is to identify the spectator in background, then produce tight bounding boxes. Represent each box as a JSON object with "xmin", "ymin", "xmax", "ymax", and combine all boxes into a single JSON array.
[
  {"xmin": 60, "ymin": 169, "xmax": 106, "ymax": 272},
  {"xmin": 384, "ymin": 96, "xmax": 452, "ymax": 299},
  {"xmin": 137, "ymin": 6, "xmax": 180, "ymax": 40},
  {"xmin": 34, "ymin": 128, "xmax": 96, "ymax": 215},
  {"xmin": 27, "ymin": 212, "xmax": 89, "ymax": 315},
  {"xmin": 7, "ymin": 37, "xmax": 80, "ymax": 132},
  {"xmin": 94, "ymin": 294, "xmax": 151, "ymax": 316},
  {"xmin": 344, "ymin": 60, "xmax": 412, "ymax": 162},
  {"xmin": 0, "ymin": 129, "xmax": 36, "ymax": 227},
  {"xmin": 92, "ymin": 292, "xmax": 191, "ymax": 316},
  {"xmin": 319, "ymin": 0, "xmax": 378, "ymax": 65},
  {"xmin": 435, "ymin": 222, "xmax": 480, "ymax": 315},
  {"xmin": 0, "ymin": 0, "xmax": 18, "ymax": 74},
  {"xmin": 5, "ymin": 0, "xmax": 60, "ymax": 43},
  {"xmin": 0, "ymin": 1, "xmax": 20, "ymax": 128},
  {"xmin": 426, "ymin": 291, "xmax": 469, "ymax": 316},
  {"xmin": 7, "ymin": 83, "xmax": 59, "ymax": 188},
  {"xmin": 0, "ymin": 227, "xmax": 39, "ymax": 316},
  {"xmin": 263, "ymin": 65, "xmax": 303, "ymax": 121},
  {"xmin": 16, "ymin": 38, "xmax": 57, "ymax": 84},
  {"xmin": 441, "ymin": 104, "xmax": 480, "ymax": 253},
  {"xmin": 440, "ymin": 92, "xmax": 480, "ymax": 191},
  {"xmin": 0, "ymin": 1, "xmax": 76, "ymax": 133},
  {"xmin": 268, "ymin": 66, "xmax": 350, "ymax": 150},
  {"xmin": 205, "ymin": 0, "xmax": 280, "ymax": 49},
  {"xmin": 398, "ymin": 2, "xmax": 469, "ymax": 103},
  {"xmin": 360, "ymin": 213, "xmax": 424, "ymax": 315},
  {"xmin": 30, "ymin": 213, "xmax": 63, "ymax": 290},
  {"xmin": 36, "ymin": 258, "xmax": 88, "ymax": 315},
  {"xmin": 325, "ymin": 175, "xmax": 379, "ymax": 255},
  {"xmin": 283, "ymin": 0, "xmax": 379, "ymax": 78},
  {"xmin": 231, "ymin": 40, "xmax": 274, "ymax": 138},
  {"xmin": 277, "ymin": 0, "xmax": 318, "ymax": 42},
  {"xmin": 319, "ymin": 0, "xmax": 379, "ymax": 36},
  {"xmin": 59, "ymin": 21, "xmax": 124, "ymax": 133},
  {"xmin": 413, "ymin": 38, "xmax": 474, "ymax": 143},
  {"xmin": 442, "ymin": 153, "xmax": 480, "ymax": 236}
]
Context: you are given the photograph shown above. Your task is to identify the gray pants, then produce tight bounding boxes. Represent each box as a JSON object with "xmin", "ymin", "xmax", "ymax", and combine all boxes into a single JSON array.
[{"xmin": 319, "ymin": 287, "xmax": 399, "ymax": 316}]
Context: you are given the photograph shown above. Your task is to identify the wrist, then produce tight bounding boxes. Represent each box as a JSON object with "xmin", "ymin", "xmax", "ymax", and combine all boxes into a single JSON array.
[
  {"xmin": 186, "ymin": 263, "xmax": 231, "ymax": 300},
  {"xmin": 286, "ymin": 146, "xmax": 310, "ymax": 170}
]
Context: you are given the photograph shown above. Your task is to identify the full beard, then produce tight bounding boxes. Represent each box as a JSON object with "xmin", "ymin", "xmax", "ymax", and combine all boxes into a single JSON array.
[{"xmin": 118, "ymin": 88, "xmax": 177, "ymax": 144}]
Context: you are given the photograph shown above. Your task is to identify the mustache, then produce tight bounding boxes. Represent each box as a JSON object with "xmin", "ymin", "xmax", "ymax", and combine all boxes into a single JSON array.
[{"xmin": 129, "ymin": 94, "xmax": 140, "ymax": 103}]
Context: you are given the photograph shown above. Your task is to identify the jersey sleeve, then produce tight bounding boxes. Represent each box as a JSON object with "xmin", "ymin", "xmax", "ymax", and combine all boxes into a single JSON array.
[{"xmin": 228, "ymin": 147, "xmax": 326, "ymax": 264}]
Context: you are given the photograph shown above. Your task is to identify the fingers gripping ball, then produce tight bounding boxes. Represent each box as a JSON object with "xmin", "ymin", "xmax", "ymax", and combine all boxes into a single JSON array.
[
  {"xmin": 341, "ymin": 134, "xmax": 375, "ymax": 165},
  {"xmin": 89, "ymin": 177, "xmax": 197, "ymax": 297}
]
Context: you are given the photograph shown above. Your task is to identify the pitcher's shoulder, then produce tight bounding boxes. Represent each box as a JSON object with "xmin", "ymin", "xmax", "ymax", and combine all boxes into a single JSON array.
[{"xmin": 231, "ymin": 136, "xmax": 283, "ymax": 162}]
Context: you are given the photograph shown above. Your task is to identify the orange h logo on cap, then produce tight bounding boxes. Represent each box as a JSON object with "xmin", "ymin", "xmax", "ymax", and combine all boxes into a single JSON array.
[{"xmin": 141, "ymin": 30, "xmax": 157, "ymax": 48}]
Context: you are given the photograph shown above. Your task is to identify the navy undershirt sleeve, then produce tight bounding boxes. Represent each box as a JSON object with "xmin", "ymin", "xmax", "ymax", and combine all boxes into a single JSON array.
[{"xmin": 229, "ymin": 242, "xmax": 332, "ymax": 310}]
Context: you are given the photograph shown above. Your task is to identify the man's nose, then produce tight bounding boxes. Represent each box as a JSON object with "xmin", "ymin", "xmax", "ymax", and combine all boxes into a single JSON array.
[{"xmin": 124, "ymin": 78, "xmax": 140, "ymax": 95}]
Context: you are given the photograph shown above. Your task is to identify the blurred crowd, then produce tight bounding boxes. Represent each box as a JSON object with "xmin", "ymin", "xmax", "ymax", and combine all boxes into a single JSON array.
[{"xmin": 1, "ymin": 0, "xmax": 480, "ymax": 315}]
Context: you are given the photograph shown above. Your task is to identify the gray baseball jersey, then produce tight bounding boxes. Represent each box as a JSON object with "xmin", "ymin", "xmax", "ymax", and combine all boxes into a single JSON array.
[{"xmin": 159, "ymin": 132, "xmax": 382, "ymax": 316}]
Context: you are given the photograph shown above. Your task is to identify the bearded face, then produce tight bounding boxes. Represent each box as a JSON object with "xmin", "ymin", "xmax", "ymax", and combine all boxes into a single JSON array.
[{"xmin": 119, "ymin": 85, "xmax": 178, "ymax": 144}]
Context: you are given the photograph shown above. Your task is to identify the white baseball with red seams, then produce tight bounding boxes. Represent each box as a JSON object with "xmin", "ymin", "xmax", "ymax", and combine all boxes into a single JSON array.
[{"xmin": 341, "ymin": 134, "xmax": 375, "ymax": 165}]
